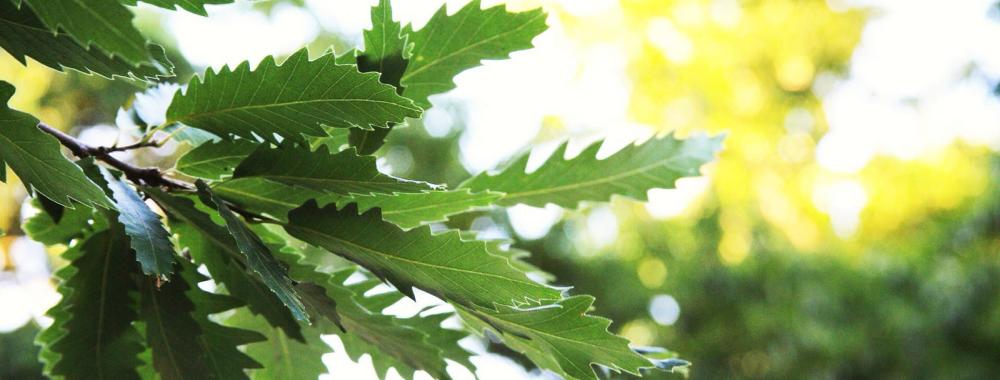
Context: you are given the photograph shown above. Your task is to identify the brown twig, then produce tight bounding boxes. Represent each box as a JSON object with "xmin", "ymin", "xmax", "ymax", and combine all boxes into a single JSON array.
[
  {"xmin": 38, "ymin": 122, "xmax": 281, "ymax": 226},
  {"xmin": 36, "ymin": 122, "xmax": 192, "ymax": 190},
  {"xmin": 94, "ymin": 140, "xmax": 161, "ymax": 154}
]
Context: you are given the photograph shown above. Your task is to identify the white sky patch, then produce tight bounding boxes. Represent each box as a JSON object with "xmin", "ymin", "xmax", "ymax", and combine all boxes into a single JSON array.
[
  {"xmin": 812, "ymin": 179, "xmax": 868, "ymax": 238},
  {"xmin": 818, "ymin": 0, "xmax": 1000, "ymax": 172},
  {"xmin": 646, "ymin": 176, "xmax": 711, "ymax": 220},
  {"xmin": 507, "ymin": 204, "xmax": 564, "ymax": 240},
  {"xmin": 585, "ymin": 206, "xmax": 619, "ymax": 249},
  {"xmin": 0, "ymin": 238, "xmax": 59, "ymax": 332},
  {"xmin": 166, "ymin": 3, "xmax": 319, "ymax": 69}
]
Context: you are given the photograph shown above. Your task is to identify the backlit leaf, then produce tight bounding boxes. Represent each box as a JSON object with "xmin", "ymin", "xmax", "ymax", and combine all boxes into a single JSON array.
[
  {"xmin": 0, "ymin": 81, "xmax": 111, "ymax": 208},
  {"xmin": 283, "ymin": 201, "xmax": 563, "ymax": 308},
  {"xmin": 166, "ymin": 48, "xmax": 421, "ymax": 143},
  {"xmin": 461, "ymin": 133, "xmax": 724, "ymax": 208},
  {"xmin": 457, "ymin": 296, "xmax": 653, "ymax": 380},
  {"xmin": 399, "ymin": 0, "xmax": 548, "ymax": 108}
]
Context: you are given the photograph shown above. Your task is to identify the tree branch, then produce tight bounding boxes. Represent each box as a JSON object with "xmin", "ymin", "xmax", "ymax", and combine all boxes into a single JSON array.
[{"xmin": 36, "ymin": 122, "xmax": 192, "ymax": 190}]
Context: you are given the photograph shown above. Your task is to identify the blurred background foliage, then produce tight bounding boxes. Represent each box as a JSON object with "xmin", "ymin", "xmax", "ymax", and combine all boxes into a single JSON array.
[{"xmin": 2, "ymin": 0, "xmax": 999, "ymax": 379}]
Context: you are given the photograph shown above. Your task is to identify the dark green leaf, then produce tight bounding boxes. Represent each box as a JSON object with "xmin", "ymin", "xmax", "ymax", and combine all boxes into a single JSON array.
[
  {"xmin": 36, "ymin": 194, "xmax": 64, "ymax": 223},
  {"xmin": 145, "ymin": 188, "xmax": 304, "ymax": 340},
  {"xmin": 284, "ymin": 201, "xmax": 563, "ymax": 308},
  {"xmin": 348, "ymin": 0, "xmax": 408, "ymax": 154},
  {"xmin": 461, "ymin": 133, "xmax": 724, "ymax": 208},
  {"xmin": 20, "ymin": 0, "xmax": 153, "ymax": 67},
  {"xmin": 0, "ymin": 81, "xmax": 111, "ymax": 208},
  {"xmin": 214, "ymin": 177, "xmax": 496, "ymax": 230},
  {"xmin": 195, "ymin": 180, "xmax": 309, "ymax": 322},
  {"xmin": 166, "ymin": 48, "xmax": 421, "ymax": 143},
  {"xmin": 232, "ymin": 144, "xmax": 437, "ymax": 196},
  {"xmin": 225, "ymin": 311, "xmax": 330, "ymax": 380},
  {"xmin": 140, "ymin": 260, "xmax": 263, "ymax": 380},
  {"xmin": 175, "ymin": 139, "xmax": 258, "ymax": 179},
  {"xmin": 45, "ymin": 228, "xmax": 145, "ymax": 380},
  {"xmin": 22, "ymin": 197, "xmax": 106, "ymax": 245},
  {"xmin": 276, "ymin": 248, "xmax": 472, "ymax": 379},
  {"xmin": 0, "ymin": 1, "xmax": 172, "ymax": 80},
  {"xmin": 101, "ymin": 168, "xmax": 176, "ymax": 276}
]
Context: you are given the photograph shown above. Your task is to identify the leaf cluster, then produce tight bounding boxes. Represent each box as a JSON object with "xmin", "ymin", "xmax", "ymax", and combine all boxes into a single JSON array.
[{"xmin": 0, "ymin": 1, "xmax": 722, "ymax": 379}]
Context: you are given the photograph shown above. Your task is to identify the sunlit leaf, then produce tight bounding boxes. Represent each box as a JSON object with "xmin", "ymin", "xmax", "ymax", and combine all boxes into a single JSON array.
[
  {"xmin": 457, "ymin": 296, "xmax": 653, "ymax": 380},
  {"xmin": 166, "ymin": 48, "xmax": 421, "ymax": 143},
  {"xmin": 461, "ymin": 133, "xmax": 724, "ymax": 208},
  {"xmin": 119, "ymin": 0, "xmax": 233, "ymax": 16},
  {"xmin": 399, "ymin": 0, "xmax": 548, "ymax": 108}
]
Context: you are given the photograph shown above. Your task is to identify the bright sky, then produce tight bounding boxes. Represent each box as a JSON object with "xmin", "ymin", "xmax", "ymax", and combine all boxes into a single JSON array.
[{"xmin": 3, "ymin": 0, "xmax": 1000, "ymax": 379}]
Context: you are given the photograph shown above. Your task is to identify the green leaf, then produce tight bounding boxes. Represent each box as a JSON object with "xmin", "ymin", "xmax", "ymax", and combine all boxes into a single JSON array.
[
  {"xmin": 211, "ymin": 178, "xmax": 334, "ymax": 220},
  {"xmin": 275, "ymin": 248, "xmax": 472, "ymax": 379},
  {"xmin": 0, "ymin": 82, "xmax": 111, "ymax": 208},
  {"xmin": 175, "ymin": 139, "xmax": 258, "ymax": 179},
  {"xmin": 44, "ymin": 228, "xmax": 145, "ymax": 380},
  {"xmin": 348, "ymin": 189, "xmax": 502, "ymax": 230},
  {"xmin": 165, "ymin": 48, "xmax": 421, "ymax": 143},
  {"xmin": 474, "ymin": 235, "xmax": 555, "ymax": 283},
  {"xmin": 22, "ymin": 197, "xmax": 106, "ymax": 245},
  {"xmin": 457, "ymin": 296, "xmax": 653, "ymax": 380},
  {"xmin": 308, "ymin": 127, "xmax": 351, "ymax": 153},
  {"xmin": 119, "ymin": 0, "xmax": 233, "ymax": 16},
  {"xmin": 0, "ymin": 2, "xmax": 171, "ymax": 80},
  {"xmin": 461, "ymin": 133, "xmax": 724, "ymax": 208},
  {"xmin": 20, "ymin": 0, "xmax": 153, "ymax": 67},
  {"xmin": 100, "ymin": 168, "xmax": 176, "ymax": 276},
  {"xmin": 139, "ymin": 260, "xmax": 263, "ymax": 380},
  {"xmin": 226, "ymin": 311, "xmax": 330, "ymax": 380},
  {"xmin": 283, "ymin": 201, "xmax": 563, "ymax": 308},
  {"xmin": 195, "ymin": 180, "xmax": 310, "ymax": 322},
  {"xmin": 36, "ymin": 194, "xmax": 65, "ymax": 223},
  {"xmin": 145, "ymin": 188, "xmax": 304, "ymax": 340},
  {"xmin": 348, "ymin": 0, "xmax": 408, "ymax": 154},
  {"xmin": 399, "ymin": 0, "xmax": 548, "ymax": 108},
  {"xmin": 232, "ymin": 144, "xmax": 437, "ymax": 196},
  {"xmin": 358, "ymin": 0, "xmax": 407, "ymax": 88},
  {"xmin": 214, "ymin": 177, "xmax": 498, "ymax": 230}
]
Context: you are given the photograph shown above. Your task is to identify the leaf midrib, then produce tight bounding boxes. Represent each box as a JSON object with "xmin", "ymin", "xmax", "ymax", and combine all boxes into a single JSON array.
[
  {"xmin": 401, "ymin": 11, "xmax": 544, "ymax": 82},
  {"xmin": 499, "ymin": 154, "xmax": 692, "ymax": 203},
  {"xmin": 171, "ymin": 97, "xmax": 418, "ymax": 124}
]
